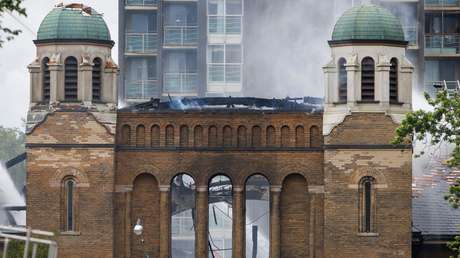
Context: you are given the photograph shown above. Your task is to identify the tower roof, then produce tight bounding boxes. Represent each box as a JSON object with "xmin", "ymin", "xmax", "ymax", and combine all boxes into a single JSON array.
[
  {"xmin": 330, "ymin": 4, "xmax": 406, "ymax": 45},
  {"xmin": 35, "ymin": 4, "xmax": 113, "ymax": 46}
]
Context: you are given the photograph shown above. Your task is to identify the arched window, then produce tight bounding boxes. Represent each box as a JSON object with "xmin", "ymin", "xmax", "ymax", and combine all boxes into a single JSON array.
[
  {"xmin": 266, "ymin": 126, "xmax": 276, "ymax": 147},
  {"xmin": 171, "ymin": 174, "xmax": 196, "ymax": 258},
  {"xmin": 63, "ymin": 178, "xmax": 76, "ymax": 231},
  {"xmin": 390, "ymin": 58, "xmax": 398, "ymax": 103},
  {"xmin": 309, "ymin": 126, "xmax": 321, "ymax": 148},
  {"xmin": 42, "ymin": 57, "xmax": 50, "ymax": 101},
  {"xmin": 180, "ymin": 125, "xmax": 189, "ymax": 147},
  {"xmin": 359, "ymin": 176, "xmax": 376, "ymax": 233},
  {"xmin": 281, "ymin": 126, "xmax": 290, "ymax": 147},
  {"xmin": 245, "ymin": 175, "xmax": 270, "ymax": 258},
  {"xmin": 208, "ymin": 126, "xmax": 218, "ymax": 147},
  {"xmin": 165, "ymin": 125, "xmax": 175, "ymax": 146},
  {"xmin": 361, "ymin": 57, "xmax": 375, "ymax": 101},
  {"xmin": 338, "ymin": 58, "xmax": 347, "ymax": 103},
  {"xmin": 151, "ymin": 125, "xmax": 160, "ymax": 147},
  {"xmin": 251, "ymin": 126, "xmax": 261, "ymax": 147},
  {"xmin": 136, "ymin": 125, "xmax": 145, "ymax": 147},
  {"xmin": 208, "ymin": 175, "xmax": 233, "ymax": 258},
  {"xmin": 92, "ymin": 58, "xmax": 102, "ymax": 101},
  {"xmin": 237, "ymin": 126, "xmax": 247, "ymax": 147},
  {"xmin": 295, "ymin": 126, "xmax": 305, "ymax": 147},
  {"xmin": 223, "ymin": 126, "xmax": 232, "ymax": 147},
  {"xmin": 194, "ymin": 125, "xmax": 203, "ymax": 147},
  {"xmin": 64, "ymin": 56, "xmax": 78, "ymax": 101},
  {"xmin": 121, "ymin": 125, "xmax": 131, "ymax": 145}
]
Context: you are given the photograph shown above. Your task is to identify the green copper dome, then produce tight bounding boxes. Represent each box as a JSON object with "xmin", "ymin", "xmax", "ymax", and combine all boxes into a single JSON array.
[
  {"xmin": 331, "ymin": 4, "xmax": 406, "ymax": 44},
  {"xmin": 36, "ymin": 5, "xmax": 113, "ymax": 45}
]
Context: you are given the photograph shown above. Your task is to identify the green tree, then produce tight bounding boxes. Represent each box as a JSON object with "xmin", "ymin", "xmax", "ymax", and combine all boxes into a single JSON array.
[
  {"xmin": 392, "ymin": 90, "xmax": 460, "ymax": 256},
  {"xmin": 0, "ymin": 126, "xmax": 25, "ymax": 191},
  {"xmin": 0, "ymin": 0, "xmax": 26, "ymax": 47}
]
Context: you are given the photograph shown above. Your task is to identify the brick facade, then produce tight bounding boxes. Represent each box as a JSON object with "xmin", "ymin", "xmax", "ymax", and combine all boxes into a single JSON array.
[{"xmin": 26, "ymin": 109, "xmax": 411, "ymax": 258}]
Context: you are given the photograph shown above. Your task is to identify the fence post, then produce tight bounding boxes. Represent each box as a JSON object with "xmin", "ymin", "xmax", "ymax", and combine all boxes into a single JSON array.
[
  {"xmin": 23, "ymin": 227, "xmax": 31, "ymax": 258},
  {"xmin": 3, "ymin": 238, "xmax": 9, "ymax": 258}
]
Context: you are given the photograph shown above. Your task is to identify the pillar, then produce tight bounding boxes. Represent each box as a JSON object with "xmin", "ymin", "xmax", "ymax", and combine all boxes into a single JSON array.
[
  {"xmin": 103, "ymin": 66, "xmax": 118, "ymax": 105},
  {"xmin": 159, "ymin": 185, "xmax": 171, "ymax": 258},
  {"xmin": 28, "ymin": 63, "xmax": 42, "ymax": 103},
  {"xmin": 270, "ymin": 186, "xmax": 281, "ymax": 258},
  {"xmin": 196, "ymin": 186, "xmax": 208, "ymax": 258},
  {"xmin": 345, "ymin": 57, "xmax": 359, "ymax": 106},
  {"xmin": 48, "ymin": 64, "xmax": 62, "ymax": 103},
  {"xmin": 125, "ymin": 191, "xmax": 132, "ymax": 258},
  {"xmin": 233, "ymin": 186, "xmax": 244, "ymax": 258},
  {"xmin": 80, "ymin": 63, "xmax": 93, "ymax": 105},
  {"xmin": 377, "ymin": 56, "xmax": 391, "ymax": 106}
]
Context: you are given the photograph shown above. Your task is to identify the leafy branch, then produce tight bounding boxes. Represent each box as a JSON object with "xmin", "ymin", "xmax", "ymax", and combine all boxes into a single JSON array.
[{"xmin": 0, "ymin": 0, "xmax": 26, "ymax": 47}]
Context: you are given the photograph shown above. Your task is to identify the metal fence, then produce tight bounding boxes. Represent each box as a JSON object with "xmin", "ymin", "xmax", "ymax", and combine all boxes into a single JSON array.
[
  {"xmin": 208, "ymin": 16, "xmax": 242, "ymax": 35},
  {"xmin": 164, "ymin": 73, "xmax": 198, "ymax": 93},
  {"xmin": 208, "ymin": 64, "xmax": 242, "ymax": 83},
  {"xmin": 425, "ymin": 80, "xmax": 460, "ymax": 97},
  {"xmin": 125, "ymin": 80, "xmax": 160, "ymax": 100},
  {"xmin": 425, "ymin": 34, "xmax": 460, "ymax": 54},
  {"xmin": 164, "ymin": 26, "xmax": 198, "ymax": 46},
  {"xmin": 425, "ymin": 0, "xmax": 460, "ymax": 7},
  {"xmin": 125, "ymin": 0, "xmax": 158, "ymax": 6},
  {"xmin": 0, "ymin": 225, "xmax": 58, "ymax": 258},
  {"xmin": 126, "ymin": 33, "xmax": 159, "ymax": 54}
]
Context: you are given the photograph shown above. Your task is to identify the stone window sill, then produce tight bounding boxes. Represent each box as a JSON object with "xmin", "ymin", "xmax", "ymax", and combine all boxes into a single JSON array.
[
  {"xmin": 356, "ymin": 100, "xmax": 380, "ymax": 104},
  {"xmin": 333, "ymin": 101, "xmax": 347, "ymax": 105},
  {"xmin": 60, "ymin": 231, "xmax": 80, "ymax": 236},
  {"xmin": 390, "ymin": 101, "xmax": 404, "ymax": 106},
  {"xmin": 357, "ymin": 232, "xmax": 379, "ymax": 237}
]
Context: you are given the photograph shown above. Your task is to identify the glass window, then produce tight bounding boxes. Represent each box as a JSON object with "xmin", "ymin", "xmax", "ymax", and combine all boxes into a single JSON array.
[
  {"xmin": 226, "ymin": 0, "xmax": 242, "ymax": 15},
  {"xmin": 208, "ymin": 175, "xmax": 233, "ymax": 258},
  {"xmin": 208, "ymin": 0, "xmax": 224, "ymax": 15},
  {"xmin": 208, "ymin": 45, "xmax": 225, "ymax": 63},
  {"xmin": 164, "ymin": 4, "xmax": 197, "ymax": 26},
  {"xmin": 171, "ymin": 174, "xmax": 196, "ymax": 258},
  {"xmin": 226, "ymin": 45, "xmax": 241, "ymax": 63},
  {"xmin": 64, "ymin": 179, "xmax": 76, "ymax": 232},
  {"xmin": 126, "ymin": 57, "xmax": 157, "ymax": 81},
  {"xmin": 126, "ymin": 12, "xmax": 157, "ymax": 33},
  {"xmin": 245, "ymin": 175, "xmax": 269, "ymax": 258}
]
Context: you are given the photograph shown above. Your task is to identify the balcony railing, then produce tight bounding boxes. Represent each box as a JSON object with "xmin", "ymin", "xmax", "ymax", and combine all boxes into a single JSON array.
[
  {"xmin": 164, "ymin": 72, "xmax": 198, "ymax": 93},
  {"xmin": 164, "ymin": 26, "xmax": 198, "ymax": 46},
  {"xmin": 126, "ymin": 0, "xmax": 158, "ymax": 7},
  {"xmin": 208, "ymin": 64, "xmax": 242, "ymax": 83},
  {"xmin": 125, "ymin": 33, "xmax": 159, "ymax": 54},
  {"xmin": 403, "ymin": 26, "xmax": 418, "ymax": 47},
  {"xmin": 208, "ymin": 16, "xmax": 242, "ymax": 35},
  {"xmin": 425, "ymin": 34, "xmax": 460, "ymax": 55},
  {"xmin": 425, "ymin": 0, "xmax": 460, "ymax": 7},
  {"xmin": 125, "ymin": 80, "xmax": 160, "ymax": 99}
]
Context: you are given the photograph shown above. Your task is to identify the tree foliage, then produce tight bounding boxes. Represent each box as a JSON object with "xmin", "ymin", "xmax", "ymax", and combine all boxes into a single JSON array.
[
  {"xmin": 0, "ymin": 0, "xmax": 26, "ymax": 47},
  {"xmin": 392, "ymin": 90, "xmax": 460, "ymax": 256}
]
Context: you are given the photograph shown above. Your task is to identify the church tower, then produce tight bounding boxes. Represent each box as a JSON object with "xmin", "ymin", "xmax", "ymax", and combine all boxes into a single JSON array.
[
  {"xmin": 322, "ymin": 4, "xmax": 413, "ymax": 258},
  {"xmin": 25, "ymin": 4, "xmax": 118, "ymax": 257}
]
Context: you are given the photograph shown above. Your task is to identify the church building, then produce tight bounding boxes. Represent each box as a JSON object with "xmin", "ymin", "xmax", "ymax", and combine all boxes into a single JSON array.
[{"xmin": 25, "ymin": 3, "xmax": 413, "ymax": 258}]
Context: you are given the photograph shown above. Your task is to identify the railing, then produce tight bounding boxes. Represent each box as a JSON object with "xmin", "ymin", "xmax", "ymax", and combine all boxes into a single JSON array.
[
  {"xmin": 425, "ymin": 34, "xmax": 460, "ymax": 55},
  {"xmin": 208, "ymin": 64, "xmax": 242, "ymax": 83},
  {"xmin": 403, "ymin": 26, "xmax": 418, "ymax": 47},
  {"xmin": 163, "ymin": 73, "xmax": 198, "ymax": 93},
  {"xmin": 164, "ymin": 26, "xmax": 198, "ymax": 46},
  {"xmin": 125, "ymin": 0, "xmax": 158, "ymax": 6},
  {"xmin": 208, "ymin": 16, "xmax": 242, "ymax": 35},
  {"xmin": 0, "ymin": 225, "xmax": 58, "ymax": 258},
  {"xmin": 125, "ymin": 80, "xmax": 160, "ymax": 99},
  {"xmin": 425, "ymin": 0, "xmax": 460, "ymax": 7},
  {"xmin": 425, "ymin": 80, "xmax": 460, "ymax": 97},
  {"xmin": 125, "ymin": 33, "xmax": 159, "ymax": 54}
]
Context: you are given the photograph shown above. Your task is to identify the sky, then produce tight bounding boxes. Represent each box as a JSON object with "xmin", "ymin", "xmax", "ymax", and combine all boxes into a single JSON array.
[{"xmin": 0, "ymin": 0, "xmax": 118, "ymax": 129}]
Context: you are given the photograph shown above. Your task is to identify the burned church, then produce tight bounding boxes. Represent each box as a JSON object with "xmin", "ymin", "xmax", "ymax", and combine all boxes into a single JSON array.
[{"xmin": 26, "ymin": 3, "xmax": 413, "ymax": 258}]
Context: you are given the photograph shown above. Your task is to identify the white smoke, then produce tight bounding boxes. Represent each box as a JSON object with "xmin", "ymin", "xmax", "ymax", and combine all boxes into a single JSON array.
[{"xmin": 0, "ymin": 164, "xmax": 26, "ymax": 226}]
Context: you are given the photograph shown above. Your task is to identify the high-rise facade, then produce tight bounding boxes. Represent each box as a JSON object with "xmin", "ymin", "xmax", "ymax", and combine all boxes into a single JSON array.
[{"xmin": 118, "ymin": 0, "xmax": 244, "ymax": 103}]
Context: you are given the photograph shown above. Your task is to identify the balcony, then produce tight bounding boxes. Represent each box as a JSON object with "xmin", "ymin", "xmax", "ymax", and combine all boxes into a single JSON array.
[
  {"xmin": 164, "ymin": 26, "xmax": 198, "ymax": 47},
  {"xmin": 163, "ymin": 72, "xmax": 198, "ymax": 94},
  {"xmin": 208, "ymin": 16, "xmax": 242, "ymax": 35},
  {"xmin": 425, "ymin": 0, "xmax": 460, "ymax": 9},
  {"xmin": 125, "ymin": 33, "xmax": 159, "ymax": 54},
  {"xmin": 208, "ymin": 64, "xmax": 242, "ymax": 83},
  {"xmin": 125, "ymin": 80, "xmax": 160, "ymax": 100},
  {"xmin": 425, "ymin": 34, "xmax": 460, "ymax": 55},
  {"xmin": 403, "ymin": 26, "xmax": 418, "ymax": 47},
  {"xmin": 125, "ymin": 0, "xmax": 158, "ymax": 8}
]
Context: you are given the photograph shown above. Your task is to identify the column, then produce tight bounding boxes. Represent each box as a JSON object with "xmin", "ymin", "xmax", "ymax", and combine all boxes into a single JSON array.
[
  {"xmin": 233, "ymin": 186, "xmax": 244, "ymax": 258},
  {"xmin": 48, "ymin": 64, "xmax": 62, "ymax": 103},
  {"xmin": 80, "ymin": 62, "xmax": 93, "ymax": 105},
  {"xmin": 27, "ymin": 63, "xmax": 41, "ymax": 103},
  {"xmin": 196, "ymin": 186, "xmax": 208, "ymax": 258},
  {"xmin": 377, "ymin": 56, "xmax": 391, "ymax": 106},
  {"xmin": 270, "ymin": 186, "xmax": 281, "ymax": 258},
  {"xmin": 345, "ymin": 61, "xmax": 359, "ymax": 106},
  {"xmin": 125, "ymin": 191, "xmax": 132, "ymax": 258},
  {"xmin": 103, "ymin": 65, "xmax": 119, "ymax": 105},
  {"xmin": 159, "ymin": 185, "xmax": 171, "ymax": 258}
]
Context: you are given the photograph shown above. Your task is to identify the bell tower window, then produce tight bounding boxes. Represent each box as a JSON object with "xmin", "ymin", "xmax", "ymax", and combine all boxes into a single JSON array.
[
  {"xmin": 338, "ymin": 58, "xmax": 347, "ymax": 103},
  {"xmin": 361, "ymin": 57, "xmax": 375, "ymax": 101},
  {"xmin": 390, "ymin": 58, "xmax": 398, "ymax": 103},
  {"xmin": 64, "ymin": 56, "xmax": 79, "ymax": 101},
  {"xmin": 42, "ymin": 57, "xmax": 50, "ymax": 102},
  {"xmin": 92, "ymin": 58, "xmax": 102, "ymax": 101}
]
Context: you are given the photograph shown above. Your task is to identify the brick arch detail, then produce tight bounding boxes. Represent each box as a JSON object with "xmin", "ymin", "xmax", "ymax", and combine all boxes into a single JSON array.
[
  {"xmin": 350, "ymin": 167, "xmax": 388, "ymax": 187},
  {"xmin": 130, "ymin": 165, "xmax": 163, "ymax": 186},
  {"xmin": 50, "ymin": 167, "xmax": 90, "ymax": 188}
]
